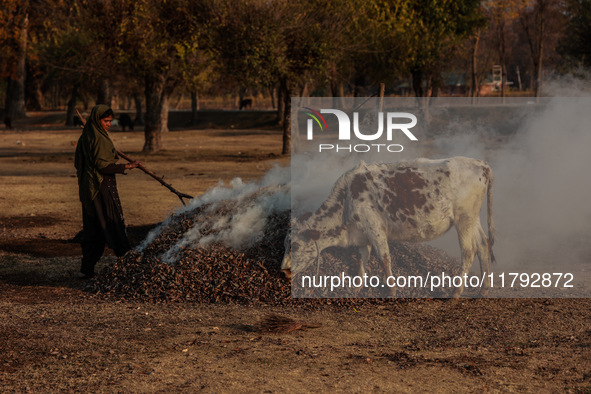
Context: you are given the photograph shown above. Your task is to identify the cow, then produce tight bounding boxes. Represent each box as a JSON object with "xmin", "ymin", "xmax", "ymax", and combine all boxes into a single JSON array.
[
  {"xmin": 239, "ymin": 98, "xmax": 252, "ymax": 110},
  {"xmin": 118, "ymin": 113, "xmax": 134, "ymax": 132},
  {"xmin": 282, "ymin": 157, "xmax": 495, "ymax": 298}
]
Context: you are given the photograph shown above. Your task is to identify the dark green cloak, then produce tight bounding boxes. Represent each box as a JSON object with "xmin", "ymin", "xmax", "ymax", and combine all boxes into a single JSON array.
[{"xmin": 74, "ymin": 105, "xmax": 119, "ymax": 215}]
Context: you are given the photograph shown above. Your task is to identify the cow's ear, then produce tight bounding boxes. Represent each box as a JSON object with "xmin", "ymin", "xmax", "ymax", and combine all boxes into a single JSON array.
[{"xmin": 300, "ymin": 229, "xmax": 321, "ymax": 242}]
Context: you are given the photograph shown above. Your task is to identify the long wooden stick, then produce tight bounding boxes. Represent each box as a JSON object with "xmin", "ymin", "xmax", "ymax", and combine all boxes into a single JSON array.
[
  {"xmin": 76, "ymin": 108, "xmax": 194, "ymax": 206},
  {"xmin": 115, "ymin": 149, "xmax": 194, "ymax": 206}
]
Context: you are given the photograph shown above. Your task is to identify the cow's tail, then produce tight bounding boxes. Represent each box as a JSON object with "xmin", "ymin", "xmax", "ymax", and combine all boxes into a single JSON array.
[{"xmin": 486, "ymin": 164, "xmax": 496, "ymax": 264}]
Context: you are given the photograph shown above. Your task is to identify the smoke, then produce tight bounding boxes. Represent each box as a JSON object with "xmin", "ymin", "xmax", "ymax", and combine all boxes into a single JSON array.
[
  {"xmin": 542, "ymin": 69, "xmax": 591, "ymax": 96},
  {"xmin": 138, "ymin": 79, "xmax": 591, "ymax": 280},
  {"xmin": 291, "ymin": 88, "xmax": 591, "ymax": 276},
  {"xmin": 290, "ymin": 153, "xmax": 359, "ymax": 215},
  {"xmin": 138, "ymin": 165, "xmax": 291, "ymax": 264},
  {"xmin": 416, "ymin": 89, "xmax": 591, "ymax": 272},
  {"xmin": 488, "ymin": 95, "xmax": 591, "ymax": 269}
]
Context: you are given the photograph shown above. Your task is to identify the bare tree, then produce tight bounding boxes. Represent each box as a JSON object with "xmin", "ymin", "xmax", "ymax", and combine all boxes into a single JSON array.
[
  {"xmin": 485, "ymin": 0, "xmax": 520, "ymax": 100},
  {"xmin": 1, "ymin": 2, "xmax": 29, "ymax": 121},
  {"xmin": 518, "ymin": 0, "xmax": 566, "ymax": 97}
]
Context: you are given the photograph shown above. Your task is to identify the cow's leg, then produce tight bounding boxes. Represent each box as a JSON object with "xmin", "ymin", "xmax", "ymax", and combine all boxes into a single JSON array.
[
  {"xmin": 358, "ymin": 244, "xmax": 371, "ymax": 277},
  {"xmin": 381, "ymin": 250, "xmax": 396, "ymax": 297},
  {"xmin": 475, "ymin": 226, "xmax": 491, "ymax": 296},
  {"xmin": 359, "ymin": 221, "xmax": 395, "ymax": 296},
  {"xmin": 359, "ymin": 219, "xmax": 396, "ymax": 297},
  {"xmin": 351, "ymin": 244, "xmax": 372, "ymax": 295},
  {"xmin": 453, "ymin": 223, "xmax": 478, "ymax": 298},
  {"xmin": 356, "ymin": 213, "xmax": 394, "ymax": 296},
  {"xmin": 371, "ymin": 239, "xmax": 395, "ymax": 297}
]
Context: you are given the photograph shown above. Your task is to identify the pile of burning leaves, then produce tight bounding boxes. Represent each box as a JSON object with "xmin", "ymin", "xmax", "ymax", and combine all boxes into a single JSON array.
[
  {"xmin": 91, "ymin": 188, "xmax": 461, "ymax": 305},
  {"xmin": 91, "ymin": 193, "xmax": 295, "ymax": 304}
]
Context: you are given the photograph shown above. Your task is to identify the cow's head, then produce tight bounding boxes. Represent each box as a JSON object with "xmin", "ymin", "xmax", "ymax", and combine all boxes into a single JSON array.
[{"xmin": 281, "ymin": 221, "xmax": 321, "ymax": 279}]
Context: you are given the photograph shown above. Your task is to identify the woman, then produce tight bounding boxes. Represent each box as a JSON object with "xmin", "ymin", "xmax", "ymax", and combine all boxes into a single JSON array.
[{"xmin": 74, "ymin": 105, "xmax": 140, "ymax": 279}]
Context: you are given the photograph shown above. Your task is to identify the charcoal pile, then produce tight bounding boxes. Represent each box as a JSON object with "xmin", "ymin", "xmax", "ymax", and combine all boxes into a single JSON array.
[
  {"xmin": 92, "ymin": 198, "xmax": 294, "ymax": 304},
  {"xmin": 91, "ymin": 181, "xmax": 461, "ymax": 305}
]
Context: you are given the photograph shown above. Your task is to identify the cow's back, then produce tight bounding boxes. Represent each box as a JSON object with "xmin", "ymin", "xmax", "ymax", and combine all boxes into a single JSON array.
[{"xmin": 343, "ymin": 157, "xmax": 490, "ymax": 243}]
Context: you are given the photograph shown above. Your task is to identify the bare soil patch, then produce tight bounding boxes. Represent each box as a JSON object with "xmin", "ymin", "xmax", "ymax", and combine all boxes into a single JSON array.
[{"xmin": 1, "ymin": 111, "xmax": 590, "ymax": 392}]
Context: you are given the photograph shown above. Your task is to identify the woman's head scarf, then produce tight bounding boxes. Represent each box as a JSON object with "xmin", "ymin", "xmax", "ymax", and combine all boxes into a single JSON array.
[{"xmin": 74, "ymin": 105, "xmax": 118, "ymax": 214}]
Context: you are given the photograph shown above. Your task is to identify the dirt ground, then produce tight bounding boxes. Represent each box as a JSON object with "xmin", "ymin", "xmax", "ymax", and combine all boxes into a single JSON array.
[{"xmin": 1, "ymin": 111, "xmax": 590, "ymax": 393}]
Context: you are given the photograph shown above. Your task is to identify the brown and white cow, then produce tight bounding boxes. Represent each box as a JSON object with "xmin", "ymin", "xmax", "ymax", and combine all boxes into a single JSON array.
[{"xmin": 282, "ymin": 156, "xmax": 495, "ymax": 298}]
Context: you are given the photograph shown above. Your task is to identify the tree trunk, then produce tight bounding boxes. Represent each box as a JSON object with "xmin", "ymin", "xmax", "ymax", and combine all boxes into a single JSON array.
[
  {"xmin": 533, "ymin": 0, "xmax": 546, "ymax": 98},
  {"xmin": 519, "ymin": 0, "xmax": 546, "ymax": 98},
  {"xmin": 534, "ymin": 49, "xmax": 543, "ymax": 98},
  {"xmin": 82, "ymin": 94, "xmax": 89, "ymax": 110},
  {"xmin": 5, "ymin": 78, "xmax": 27, "ymax": 120},
  {"xmin": 238, "ymin": 87, "xmax": 247, "ymax": 109},
  {"xmin": 280, "ymin": 78, "xmax": 291, "ymax": 156},
  {"xmin": 269, "ymin": 86, "xmax": 276, "ymax": 109},
  {"xmin": 496, "ymin": 19, "xmax": 507, "ymax": 103},
  {"xmin": 65, "ymin": 83, "xmax": 79, "ymax": 126},
  {"xmin": 143, "ymin": 74, "xmax": 172, "ymax": 153},
  {"xmin": 25, "ymin": 63, "xmax": 44, "ymax": 111},
  {"xmin": 299, "ymin": 82, "xmax": 309, "ymax": 107},
  {"xmin": 133, "ymin": 92, "xmax": 144, "ymax": 125},
  {"xmin": 277, "ymin": 84, "xmax": 285, "ymax": 126},
  {"xmin": 500, "ymin": 63, "xmax": 506, "ymax": 103},
  {"xmin": 330, "ymin": 63, "xmax": 345, "ymax": 108},
  {"xmin": 411, "ymin": 68, "xmax": 430, "ymax": 122},
  {"xmin": 4, "ymin": 13, "xmax": 28, "ymax": 121},
  {"xmin": 378, "ymin": 82, "xmax": 385, "ymax": 112},
  {"xmin": 173, "ymin": 93, "xmax": 183, "ymax": 109},
  {"xmin": 160, "ymin": 94, "xmax": 170, "ymax": 133},
  {"xmin": 471, "ymin": 32, "xmax": 481, "ymax": 101},
  {"xmin": 97, "ymin": 79, "xmax": 112, "ymax": 107},
  {"xmin": 50, "ymin": 85, "xmax": 60, "ymax": 110},
  {"xmin": 190, "ymin": 91, "xmax": 199, "ymax": 126},
  {"xmin": 96, "ymin": 78, "xmax": 112, "ymax": 107},
  {"xmin": 411, "ymin": 68, "xmax": 424, "ymax": 97},
  {"xmin": 429, "ymin": 75, "xmax": 440, "ymax": 98}
]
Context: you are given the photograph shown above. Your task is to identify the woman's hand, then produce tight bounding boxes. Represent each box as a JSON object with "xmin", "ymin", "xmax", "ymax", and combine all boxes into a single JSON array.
[{"xmin": 125, "ymin": 161, "xmax": 141, "ymax": 170}]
